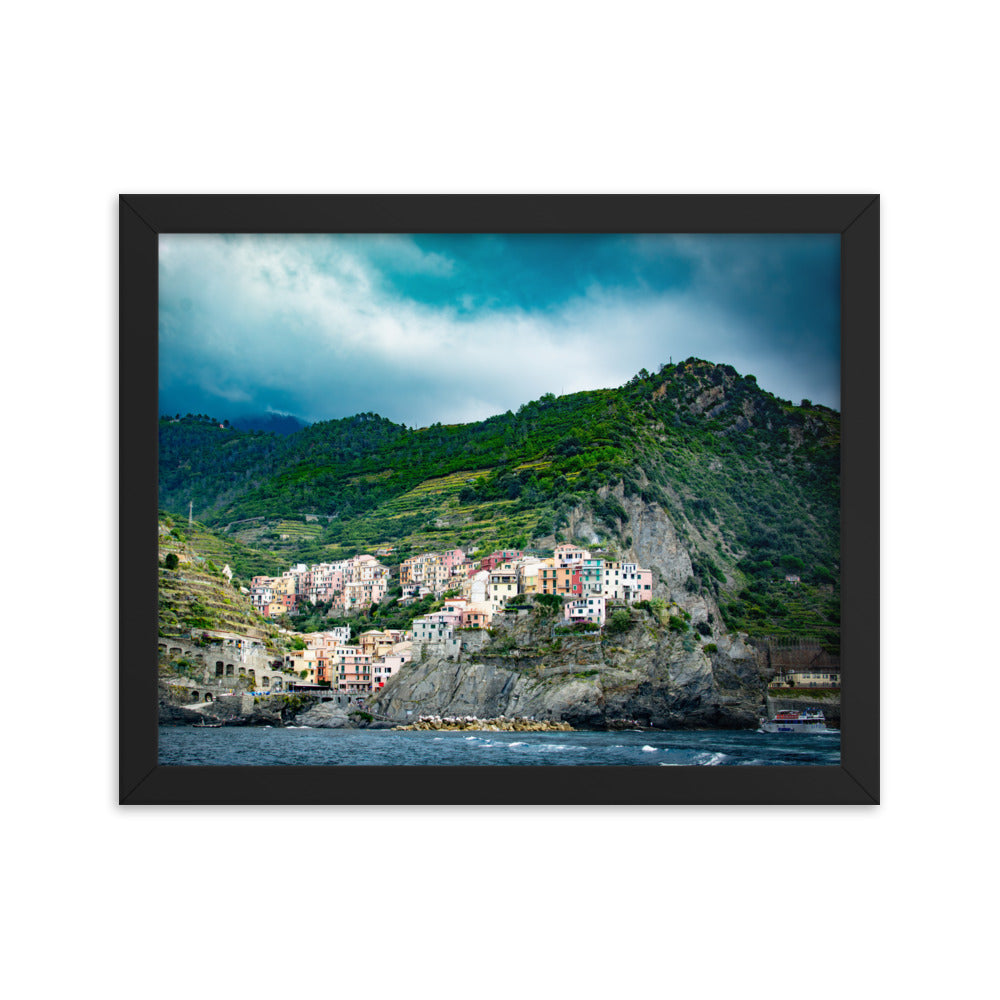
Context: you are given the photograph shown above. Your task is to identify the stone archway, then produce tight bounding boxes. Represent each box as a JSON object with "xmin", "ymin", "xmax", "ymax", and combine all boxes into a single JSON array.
[
  {"xmin": 191, "ymin": 690, "xmax": 200, "ymax": 701},
  {"xmin": 204, "ymin": 692, "xmax": 213, "ymax": 702}
]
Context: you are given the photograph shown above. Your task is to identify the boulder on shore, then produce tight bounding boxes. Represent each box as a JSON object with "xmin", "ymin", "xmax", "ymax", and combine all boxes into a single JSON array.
[{"xmin": 294, "ymin": 702, "xmax": 354, "ymax": 728}]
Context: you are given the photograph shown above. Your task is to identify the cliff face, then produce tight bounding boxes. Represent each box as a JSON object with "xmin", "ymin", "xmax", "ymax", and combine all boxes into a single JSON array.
[
  {"xmin": 371, "ymin": 607, "xmax": 766, "ymax": 729},
  {"xmin": 566, "ymin": 490, "xmax": 718, "ymax": 619}
]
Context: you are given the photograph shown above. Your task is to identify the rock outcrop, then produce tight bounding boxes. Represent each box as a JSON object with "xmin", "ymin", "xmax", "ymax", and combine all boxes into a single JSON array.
[
  {"xmin": 293, "ymin": 701, "xmax": 354, "ymax": 728},
  {"xmin": 371, "ymin": 604, "xmax": 766, "ymax": 730}
]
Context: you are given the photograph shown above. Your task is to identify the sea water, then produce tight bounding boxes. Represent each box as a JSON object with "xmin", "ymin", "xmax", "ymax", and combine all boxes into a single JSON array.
[{"xmin": 158, "ymin": 725, "xmax": 840, "ymax": 766}]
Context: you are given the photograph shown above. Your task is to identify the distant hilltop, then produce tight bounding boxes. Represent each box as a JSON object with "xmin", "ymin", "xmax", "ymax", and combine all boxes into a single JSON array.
[
  {"xmin": 159, "ymin": 412, "xmax": 310, "ymax": 434},
  {"xmin": 230, "ymin": 413, "xmax": 311, "ymax": 434}
]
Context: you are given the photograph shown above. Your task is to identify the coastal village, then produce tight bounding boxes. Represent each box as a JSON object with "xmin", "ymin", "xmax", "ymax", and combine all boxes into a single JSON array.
[
  {"xmin": 245, "ymin": 543, "xmax": 655, "ymax": 693},
  {"xmin": 160, "ymin": 540, "xmax": 662, "ymax": 704},
  {"xmin": 160, "ymin": 527, "xmax": 840, "ymax": 726},
  {"xmin": 160, "ymin": 543, "xmax": 840, "ymax": 704}
]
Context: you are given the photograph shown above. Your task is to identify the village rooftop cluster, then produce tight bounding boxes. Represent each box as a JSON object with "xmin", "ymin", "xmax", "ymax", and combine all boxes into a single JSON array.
[{"xmin": 241, "ymin": 544, "xmax": 654, "ymax": 693}]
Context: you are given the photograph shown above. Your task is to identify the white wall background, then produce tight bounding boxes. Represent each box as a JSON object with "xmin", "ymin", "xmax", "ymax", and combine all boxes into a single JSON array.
[{"xmin": 3, "ymin": 2, "xmax": 995, "ymax": 998}]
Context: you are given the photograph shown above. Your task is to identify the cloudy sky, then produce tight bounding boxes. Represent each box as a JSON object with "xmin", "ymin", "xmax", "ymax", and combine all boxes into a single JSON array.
[{"xmin": 158, "ymin": 233, "xmax": 840, "ymax": 427}]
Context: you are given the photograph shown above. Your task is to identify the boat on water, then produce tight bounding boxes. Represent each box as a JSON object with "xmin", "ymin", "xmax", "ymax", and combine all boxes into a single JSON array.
[{"xmin": 759, "ymin": 709, "xmax": 827, "ymax": 733}]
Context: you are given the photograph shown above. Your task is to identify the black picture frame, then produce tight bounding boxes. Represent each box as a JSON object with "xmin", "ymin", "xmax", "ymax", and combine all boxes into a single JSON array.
[{"xmin": 120, "ymin": 194, "xmax": 879, "ymax": 805}]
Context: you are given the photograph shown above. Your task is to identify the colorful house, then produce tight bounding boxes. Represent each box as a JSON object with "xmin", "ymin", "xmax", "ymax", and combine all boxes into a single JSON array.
[
  {"xmin": 563, "ymin": 596, "xmax": 607, "ymax": 626},
  {"xmin": 554, "ymin": 543, "xmax": 590, "ymax": 567}
]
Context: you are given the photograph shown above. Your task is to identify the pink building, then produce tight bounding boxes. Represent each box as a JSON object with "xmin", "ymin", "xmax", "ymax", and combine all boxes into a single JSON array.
[
  {"xmin": 372, "ymin": 652, "xmax": 410, "ymax": 689},
  {"xmin": 330, "ymin": 646, "xmax": 373, "ymax": 691},
  {"xmin": 460, "ymin": 603, "xmax": 492, "ymax": 629},
  {"xmin": 441, "ymin": 547, "xmax": 467, "ymax": 573}
]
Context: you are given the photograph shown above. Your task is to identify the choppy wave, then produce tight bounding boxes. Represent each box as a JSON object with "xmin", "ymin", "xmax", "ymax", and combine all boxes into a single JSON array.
[{"xmin": 160, "ymin": 726, "xmax": 840, "ymax": 767}]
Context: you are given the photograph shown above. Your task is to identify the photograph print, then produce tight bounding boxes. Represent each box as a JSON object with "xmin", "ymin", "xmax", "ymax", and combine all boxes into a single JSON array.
[{"xmin": 156, "ymin": 231, "xmax": 842, "ymax": 768}]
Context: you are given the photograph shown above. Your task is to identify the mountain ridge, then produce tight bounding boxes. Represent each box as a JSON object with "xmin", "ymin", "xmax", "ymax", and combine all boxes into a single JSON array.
[{"xmin": 159, "ymin": 358, "xmax": 840, "ymax": 645}]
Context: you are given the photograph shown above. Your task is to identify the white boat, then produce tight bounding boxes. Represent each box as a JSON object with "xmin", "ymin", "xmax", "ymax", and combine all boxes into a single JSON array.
[{"xmin": 760, "ymin": 709, "xmax": 827, "ymax": 733}]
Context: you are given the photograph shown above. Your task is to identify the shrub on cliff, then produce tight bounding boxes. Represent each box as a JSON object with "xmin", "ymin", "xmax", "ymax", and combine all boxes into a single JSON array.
[
  {"xmin": 532, "ymin": 593, "xmax": 564, "ymax": 615},
  {"xmin": 605, "ymin": 609, "xmax": 633, "ymax": 635}
]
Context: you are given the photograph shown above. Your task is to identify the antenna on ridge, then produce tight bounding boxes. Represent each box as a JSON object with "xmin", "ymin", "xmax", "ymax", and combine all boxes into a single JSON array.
[{"xmin": 189, "ymin": 500, "xmax": 193, "ymax": 526}]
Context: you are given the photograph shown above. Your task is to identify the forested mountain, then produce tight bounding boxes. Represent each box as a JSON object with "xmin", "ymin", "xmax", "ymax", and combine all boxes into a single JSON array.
[{"xmin": 159, "ymin": 359, "xmax": 840, "ymax": 646}]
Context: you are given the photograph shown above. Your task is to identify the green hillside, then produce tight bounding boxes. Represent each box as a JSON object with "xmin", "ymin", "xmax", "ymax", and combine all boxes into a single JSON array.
[
  {"xmin": 157, "ymin": 516, "xmax": 286, "ymax": 649},
  {"xmin": 159, "ymin": 359, "xmax": 841, "ymax": 645},
  {"xmin": 157, "ymin": 513, "xmax": 287, "ymax": 585}
]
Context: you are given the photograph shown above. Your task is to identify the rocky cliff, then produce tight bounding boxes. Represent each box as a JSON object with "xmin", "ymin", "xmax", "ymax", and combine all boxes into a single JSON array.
[
  {"xmin": 371, "ymin": 602, "xmax": 766, "ymax": 729},
  {"xmin": 565, "ymin": 488, "xmax": 719, "ymax": 619}
]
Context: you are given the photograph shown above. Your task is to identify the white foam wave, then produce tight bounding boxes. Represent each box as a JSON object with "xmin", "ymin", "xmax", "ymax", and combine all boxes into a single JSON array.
[
  {"xmin": 642, "ymin": 745, "xmax": 659, "ymax": 752},
  {"xmin": 507, "ymin": 742, "xmax": 526, "ymax": 747},
  {"xmin": 697, "ymin": 751, "xmax": 727, "ymax": 766}
]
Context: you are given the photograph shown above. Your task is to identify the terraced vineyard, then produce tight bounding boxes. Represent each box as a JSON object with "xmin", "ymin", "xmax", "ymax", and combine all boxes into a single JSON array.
[
  {"xmin": 320, "ymin": 465, "xmax": 544, "ymax": 560},
  {"xmin": 157, "ymin": 518, "xmax": 286, "ymax": 649}
]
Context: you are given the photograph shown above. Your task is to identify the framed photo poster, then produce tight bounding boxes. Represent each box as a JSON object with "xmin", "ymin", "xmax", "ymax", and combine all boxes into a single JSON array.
[{"xmin": 120, "ymin": 194, "xmax": 878, "ymax": 804}]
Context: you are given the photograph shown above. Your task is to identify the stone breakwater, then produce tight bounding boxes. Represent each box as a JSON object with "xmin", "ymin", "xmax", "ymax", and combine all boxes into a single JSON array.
[{"xmin": 394, "ymin": 715, "xmax": 573, "ymax": 732}]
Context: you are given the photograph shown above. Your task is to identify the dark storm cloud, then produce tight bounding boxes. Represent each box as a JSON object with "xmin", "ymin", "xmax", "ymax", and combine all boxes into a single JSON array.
[{"xmin": 158, "ymin": 233, "xmax": 839, "ymax": 427}]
